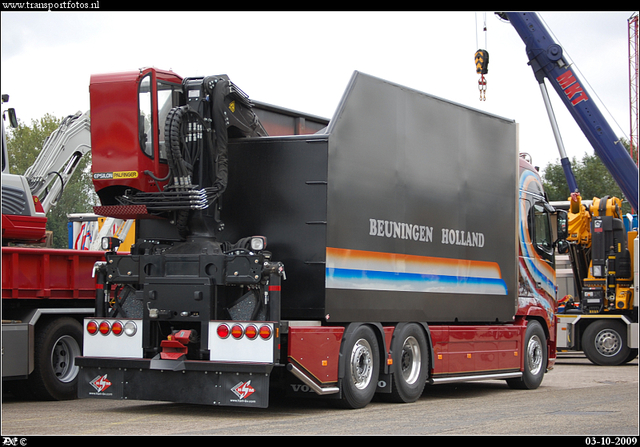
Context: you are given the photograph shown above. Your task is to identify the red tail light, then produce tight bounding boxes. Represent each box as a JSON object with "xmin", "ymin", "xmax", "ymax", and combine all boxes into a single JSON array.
[
  {"xmin": 231, "ymin": 324, "xmax": 244, "ymax": 339},
  {"xmin": 99, "ymin": 321, "xmax": 111, "ymax": 335},
  {"xmin": 214, "ymin": 322, "xmax": 273, "ymax": 340},
  {"xmin": 259, "ymin": 325, "xmax": 272, "ymax": 340},
  {"xmin": 217, "ymin": 324, "xmax": 230, "ymax": 339},
  {"xmin": 244, "ymin": 325, "xmax": 258, "ymax": 340},
  {"xmin": 87, "ymin": 320, "xmax": 98, "ymax": 335},
  {"xmin": 111, "ymin": 321, "xmax": 123, "ymax": 336},
  {"xmin": 87, "ymin": 320, "xmax": 138, "ymax": 337}
]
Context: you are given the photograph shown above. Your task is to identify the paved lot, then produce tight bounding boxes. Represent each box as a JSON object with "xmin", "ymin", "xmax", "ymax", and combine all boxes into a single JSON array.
[{"xmin": 2, "ymin": 353, "xmax": 637, "ymax": 436}]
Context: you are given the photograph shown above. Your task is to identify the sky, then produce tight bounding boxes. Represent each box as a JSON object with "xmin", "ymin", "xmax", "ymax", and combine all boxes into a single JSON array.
[{"xmin": 1, "ymin": 10, "xmax": 637, "ymax": 174}]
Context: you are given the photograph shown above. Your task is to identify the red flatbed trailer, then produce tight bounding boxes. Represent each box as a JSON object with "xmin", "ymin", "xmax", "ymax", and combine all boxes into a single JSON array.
[{"xmin": 2, "ymin": 246, "xmax": 105, "ymax": 400}]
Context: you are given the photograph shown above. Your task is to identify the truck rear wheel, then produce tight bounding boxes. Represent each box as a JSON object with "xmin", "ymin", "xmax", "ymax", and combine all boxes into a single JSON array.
[
  {"xmin": 384, "ymin": 323, "xmax": 428, "ymax": 403},
  {"xmin": 507, "ymin": 320, "xmax": 546, "ymax": 390},
  {"xmin": 337, "ymin": 325, "xmax": 380, "ymax": 409},
  {"xmin": 28, "ymin": 317, "xmax": 83, "ymax": 400},
  {"xmin": 582, "ymin": 319, "xmax": 630, "ymax": 366},
  {"xmin": 623, "ymin": 349, "xmax": 638, "ymax": 364}
]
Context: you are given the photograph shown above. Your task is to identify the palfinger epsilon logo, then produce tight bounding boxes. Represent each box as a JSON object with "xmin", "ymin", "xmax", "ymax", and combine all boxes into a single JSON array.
[
  {"xmin": 231, "ymin": 380, "xmax": 255, "ymax": 400},
  {"xmin": 90, "ymin": 374, "xmax": 112, "ymax": 393}
]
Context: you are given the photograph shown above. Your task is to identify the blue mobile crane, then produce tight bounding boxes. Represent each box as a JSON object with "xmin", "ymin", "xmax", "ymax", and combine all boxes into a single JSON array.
[{"xmin": 500, "ymin": 12, "xmax": 638, "ymax": 365}]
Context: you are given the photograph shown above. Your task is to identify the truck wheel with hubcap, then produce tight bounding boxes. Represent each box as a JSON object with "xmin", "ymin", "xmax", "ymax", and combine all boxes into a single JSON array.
[
  {"xmin": 383, "ymin": 323, "xmax": 428, "ymax": 403},
  {"xmin": 338, "ymin": 325, "xmax": 380, "ymax": 409},
  {"xmin": 29, "ymin": 317, "xmax": 83, "ymax": 400},
  {"xmin": 507, "ymin": 320, "xmax": 546, "ymax": 390},
  {"xmin": 582, "ymin": 319, "xmax": 630, "ymax": 366}
]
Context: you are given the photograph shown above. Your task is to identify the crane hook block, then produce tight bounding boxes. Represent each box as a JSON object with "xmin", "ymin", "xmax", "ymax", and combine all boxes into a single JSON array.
[
  {"xmin": 474, "ymin": 49, "xmax": 489, "ymax": 75},
  {"xmin": 475, "ymin": 49, "xmax": 489, "ymax": 100}
]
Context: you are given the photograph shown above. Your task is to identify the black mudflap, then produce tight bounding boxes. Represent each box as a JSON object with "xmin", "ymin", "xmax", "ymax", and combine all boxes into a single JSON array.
[{"xmin": 78, "ymin": 366, "xmax": 270, "ymax": 408}]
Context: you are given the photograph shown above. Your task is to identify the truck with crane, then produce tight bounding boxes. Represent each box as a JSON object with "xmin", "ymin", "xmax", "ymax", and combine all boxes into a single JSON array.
[
  {"xmin": 6, "ymin": 12, "xmax": 635, "ymax": 411},
  {"xmin": 1, "ymin": 90, "xmax": 329, "ymax": 402},
  {"xmin": 498, "ymin": 12, "xmax": 638, "ymax": 366},
  {"xmin": 75, "ymin": 66, "xmax": 563, "ymax": 409}
]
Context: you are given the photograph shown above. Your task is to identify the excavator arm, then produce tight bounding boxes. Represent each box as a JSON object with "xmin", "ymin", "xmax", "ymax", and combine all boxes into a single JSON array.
[
  {"xmin": 23, "ymin": 110, "xmax": 91, "ymax": 214},
  {"xmin": 1, "ymin": 104, "xmax": 91, "ymax": 243}
]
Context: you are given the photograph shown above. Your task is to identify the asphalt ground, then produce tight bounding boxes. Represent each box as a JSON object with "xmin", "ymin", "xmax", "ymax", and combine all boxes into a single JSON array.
[{"xmin": 1, "ymin": 352, "xmax": 637, "ymax": 437}]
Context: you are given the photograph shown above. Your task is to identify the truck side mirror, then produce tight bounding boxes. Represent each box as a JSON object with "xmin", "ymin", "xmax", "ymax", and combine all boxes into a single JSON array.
[
  {"xmin": 4, "ymin": 108, "xmax": 18, "ymax": 128},
  {"xmin": 556, "ymin": 209, "xmax": 568, "ymax": 240},
  {"xmin": 556, "ymin": 239, "xmax": 570, "ymax": 254},
  {"xmin": 8, "ymin": 108, "xmax": 17, "ymax": 128},
  {"xmin": 553, "ymin": 209, "xmax": 569, "ymax": 254}
]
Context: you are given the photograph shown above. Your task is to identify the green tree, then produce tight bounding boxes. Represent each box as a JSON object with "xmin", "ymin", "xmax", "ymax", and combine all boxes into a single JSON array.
[
  {"xmin": 6, "ymin": 113, "xmax": 61, "ymax": 174},
  {"xmin": 5, "ymin": 114, "xmax": 97, "ymax": 248},
  {"xmin": 541, "ymin": 146, "xmax": 633, "ymax": 215}
]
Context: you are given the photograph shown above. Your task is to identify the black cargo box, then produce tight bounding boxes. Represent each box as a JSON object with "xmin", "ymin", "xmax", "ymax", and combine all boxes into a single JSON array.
[{"xmin": 221, "ymin": 71, "xmax": 518, "ymax": 324}]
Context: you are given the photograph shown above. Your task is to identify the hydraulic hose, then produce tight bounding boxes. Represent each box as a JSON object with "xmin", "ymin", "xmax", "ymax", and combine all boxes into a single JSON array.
[{"xmin": 210, "ymin": 78, "xmax": 230, "ymax": 196}]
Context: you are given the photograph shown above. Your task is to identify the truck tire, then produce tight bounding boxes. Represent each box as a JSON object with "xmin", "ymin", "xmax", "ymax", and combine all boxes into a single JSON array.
[
  {"xmin": 507, "ymin": 320, "xmax": 546, "ymax": 390},
  {"xmin": 337, "ymin": 325, "xmax": 380, "ymax": 409},
  {"xmin": 582, "ymin": 319, "xmax": 630, "ymax": 366},
  {"xmin": 28, "ymin": 317, "xmax": 83, "ymax": 400},
  {"xmin": 623, "ymin": 349, "xmax": 638, "ymax": 364},
  {"xmin": 383, "ymin": 323, "xmax": 428, "ymax": 403}
]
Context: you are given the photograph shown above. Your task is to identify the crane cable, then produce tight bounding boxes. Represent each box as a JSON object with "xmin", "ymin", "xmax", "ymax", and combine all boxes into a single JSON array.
[{"xmin": 475, "ymin": 13, "xmax": 489, "ymax": 100}]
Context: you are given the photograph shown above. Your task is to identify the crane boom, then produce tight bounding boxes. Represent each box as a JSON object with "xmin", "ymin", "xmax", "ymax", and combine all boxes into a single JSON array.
[{"xmin": 502, "ymin": 12, "xmax": 639, "ymax": 212}]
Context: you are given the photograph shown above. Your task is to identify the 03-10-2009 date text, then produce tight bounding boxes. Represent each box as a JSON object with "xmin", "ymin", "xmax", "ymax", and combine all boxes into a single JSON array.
[{"xmin": 585, "ymin": 438, "xmax": 637, "ymax": 446}]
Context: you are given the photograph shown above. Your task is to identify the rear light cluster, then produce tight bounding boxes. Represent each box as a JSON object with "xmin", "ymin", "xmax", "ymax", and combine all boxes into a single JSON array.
[
  {"xmin": 87, "ymin": 320, "xmax": 137, "ymax": 337},
  {"xmin": 216, "ymin": 323, "xmax": 272, "ymax": 341}
]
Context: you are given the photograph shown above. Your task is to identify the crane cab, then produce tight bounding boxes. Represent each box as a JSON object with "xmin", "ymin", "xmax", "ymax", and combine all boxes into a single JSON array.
[{"xmin": 90, "ymin": 68, "xmax": 183, "ymax": 206}]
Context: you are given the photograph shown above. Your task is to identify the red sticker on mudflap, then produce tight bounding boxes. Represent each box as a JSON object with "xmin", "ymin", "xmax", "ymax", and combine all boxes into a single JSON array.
[
  {"xmin": 230, "ymin": 380, "xmax": 255, "ymax": 400},
  {"xmin": 90, "ymin": 374, "xmax": 112, "ymax": 393}
]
